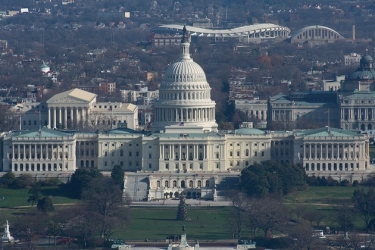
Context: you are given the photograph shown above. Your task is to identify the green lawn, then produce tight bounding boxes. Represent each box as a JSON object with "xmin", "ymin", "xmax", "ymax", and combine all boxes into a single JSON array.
[
  {"xmin": 0, "ymin": 185, "xmax": 370, "ymax": 240},
  {"xmin": 117, "ymin": 206, "xmax": 235, "ymax": 241},
  {"xmin": 284, "ymin": 186, "xmax": 356, "ymax": 205},
  {"xmin": 0, "ymin": 187, "xmax": 80, "ymax": 208}
]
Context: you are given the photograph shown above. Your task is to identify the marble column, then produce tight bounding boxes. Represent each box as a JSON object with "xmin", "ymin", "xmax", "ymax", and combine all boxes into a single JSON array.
[
  {"xmin": 48, "ymin": 108, "xmax": 51, "ymax": 128},
  {"xmin": 53, "ymin": 108, "xmax": 56, "ymax": 128},
  {"xmin": 59, "ymin": 107, "xmax": 62, "ymax": 128}
]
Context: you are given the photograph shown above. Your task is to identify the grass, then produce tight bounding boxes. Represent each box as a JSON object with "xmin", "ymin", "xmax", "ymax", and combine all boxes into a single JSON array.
[
  {"xmin": 117, "ymin": 206, "xmax": 235, "ymax": 241},
  {"xmin": 0, "ymin": 187, "xmax": 80, "ymax": 208},
  {"xmin": 0, "ymin": 185, "xmax": 370, "ymax": 240},
  {"xmin": 284, "ymin": 186, "xmax": 356, "ymax": 206}
]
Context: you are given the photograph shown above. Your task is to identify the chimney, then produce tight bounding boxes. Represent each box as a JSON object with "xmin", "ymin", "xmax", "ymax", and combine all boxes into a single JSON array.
[{"xmin": 352, "ymin": 24, "xmax": 356, "ymax": 41}]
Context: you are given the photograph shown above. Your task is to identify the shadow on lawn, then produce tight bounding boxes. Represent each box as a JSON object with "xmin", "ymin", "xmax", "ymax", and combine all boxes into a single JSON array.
[{"xmin": 40, "ymin": 186, "xmax": 72, "ymax": 198}]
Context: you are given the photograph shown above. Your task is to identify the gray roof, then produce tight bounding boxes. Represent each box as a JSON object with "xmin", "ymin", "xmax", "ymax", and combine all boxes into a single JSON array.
[
  {"xmin": 296, "ymin": 127, "xmax": 361, "ymax": 137},
  {"xmin": 235, "ymin": 128, "xmax": 265, "ymax": 135},
  {"xmin": 47, "ymin": 88, "xmax": 97, "ymax": 103},
  {"xmin": 14, "ymin": 127, "xmax": 72, "ymax": 138},
  {"xmin": 106, "ymin": 128, "xmax": 140, "ymax": 135}
]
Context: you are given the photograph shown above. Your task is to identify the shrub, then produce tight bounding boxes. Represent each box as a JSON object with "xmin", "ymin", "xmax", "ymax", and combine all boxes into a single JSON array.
[
  {"xmin": 340, "ymin": 180, "xmax": 350, "ymax": 187},
  {"xmin": 352, "ymin": 180, "xmax": 359, "ymax": 187}
]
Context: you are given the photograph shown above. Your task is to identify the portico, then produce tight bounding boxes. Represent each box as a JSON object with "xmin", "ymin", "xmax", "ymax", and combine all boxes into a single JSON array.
[
  {"xmin": 48, "ymin": 106, "xmax": 90, "ymax": 129},
  {"xmin": 46, "ymin": 88, "xmax": 96, "ymax": 129}
]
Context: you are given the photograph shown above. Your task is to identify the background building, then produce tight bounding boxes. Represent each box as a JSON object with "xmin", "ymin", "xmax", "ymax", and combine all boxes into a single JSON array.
[
  {"xmin": 290, "ymin": 25, "xmax": 344, "ymax": 46},
  {"xmin": 1, "ymin": 28, "xmax": 372, "ymax": 202}
]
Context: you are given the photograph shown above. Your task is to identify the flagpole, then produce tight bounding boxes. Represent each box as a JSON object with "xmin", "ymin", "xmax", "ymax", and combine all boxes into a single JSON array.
[{"xmin": 328, "ymin": 109, "xmax": 330, "ymax": 127}]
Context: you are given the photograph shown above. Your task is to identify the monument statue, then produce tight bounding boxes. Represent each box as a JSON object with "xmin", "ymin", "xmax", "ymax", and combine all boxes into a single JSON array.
[{"xmin": 1, "ymin": 220, "xmax": 14, "ymax": 243}]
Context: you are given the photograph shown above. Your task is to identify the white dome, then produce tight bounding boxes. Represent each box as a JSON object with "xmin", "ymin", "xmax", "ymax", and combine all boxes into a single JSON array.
[
  {"xmin": 152, "ymin": 26, "xmax": 218, "ymax": 133},
  {"xmin": 164, "ymin": 60, "xmax": 206, "ymax": 83}
]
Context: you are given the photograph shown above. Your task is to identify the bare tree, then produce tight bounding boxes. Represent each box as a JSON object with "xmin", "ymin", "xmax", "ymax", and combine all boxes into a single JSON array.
[
  {"xmin": 82, "ymin": 177, "xmax": 130, "ymax": 239},
  {"xmin": 292, "ymin": 205, "xmax": 307, "ymax": 222},
  {"xmin": 288, "ymin": 221, "xmax": 318, "ymax": 250},
  {"xmin": 336, "ymin": 204, "xmax": 355, "ymax": 234},
  {"xmin": 247, "ymin": 196, "xmax": 288, "ymax": 239}
]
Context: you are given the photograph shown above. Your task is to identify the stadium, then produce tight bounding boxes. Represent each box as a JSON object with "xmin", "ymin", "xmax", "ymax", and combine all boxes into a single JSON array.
[{"xmin": 153, "ymin": 24, "xmax": 291, "ymax": 42}]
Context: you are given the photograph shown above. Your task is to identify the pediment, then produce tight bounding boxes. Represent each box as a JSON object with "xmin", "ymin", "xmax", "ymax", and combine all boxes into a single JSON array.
[{"xmin": 50, "ymin": 96, "xmax": 88, "ymax": 104}]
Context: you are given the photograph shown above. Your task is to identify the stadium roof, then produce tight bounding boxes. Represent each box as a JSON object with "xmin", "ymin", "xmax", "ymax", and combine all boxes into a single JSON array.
[
  {"xmin": 291, "ymin": 25, "xmax": 343, "ymax": 39},
  {"xmin": 155, "ymin": 24, "xmax": 290, "ymax": 38}
]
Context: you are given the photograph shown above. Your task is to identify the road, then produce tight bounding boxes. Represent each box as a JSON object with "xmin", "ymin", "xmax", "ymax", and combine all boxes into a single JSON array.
[{"xmin": 130, "ymin": 199, "xmax": 232, "ymax": 207}]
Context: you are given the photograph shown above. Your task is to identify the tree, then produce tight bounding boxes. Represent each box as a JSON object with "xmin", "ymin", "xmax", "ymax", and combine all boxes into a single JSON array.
[
  {"xmin": 27, "ymin": 183, "xmax": 42, "ymax": 207},
  {"xmin": 240, "ymin": 161, "xmax": 306, "ymax": 197},
  {"xmin": 47, "ymin": 220, "xmax": 63, "ymax": 247},
  {"xmin": 292, "ymin": 205, "xmax": 307, "ymax": 222},
  {"xmin": 247, "ymin": 196, "xmax": 287, "ymax": 239},
  {"xmin": 1, "ymin": 172, "xmax": 16, "ymax": 188},
  {"xmin": 68, "ymin": 168, "xmax": 103, "ymax": 198},
  {"xmin": 37, "ymin": 196, "xmax": 55, "ymax": 214},
  {"xmin": 352, "ymin": 188, "xmax": 375, "ymax": 229},
  {"xmin": 13, "ymin": 174, "xmax": 34, "ymax": 189},
  {"xmin": 176, "ymin": 193, "xmax": 188, "ymax": 221},
  {"xmin": 336, "ymin": 204, "xmax": 354, "ymax": 233},
  {"xmin": 224, "ymin": 190, "xmax": 249, "ymax": 239},
  {"xmin": 288, "ymin": 221, "xmax": 318, "ymax": 250},
  {"xmin": 83, "ymin": 178, "xmax": 129, "ymax": 239},
  {"xmin": 111, "ymin": 165, "xmax": 124, "ymax": 188}
]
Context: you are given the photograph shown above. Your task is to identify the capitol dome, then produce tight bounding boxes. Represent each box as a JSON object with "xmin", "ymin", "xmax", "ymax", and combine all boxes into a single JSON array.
[
  {"xmin": 152, "ymin": 26, "xmax": 218, "ymax": 133},
  {"xmin": 163, "ymin": 60, "xmax": 206, "ymax": 83},
  {"xmin": 347, "ymin": 53, "xmax": 375, "ymax": 81}
]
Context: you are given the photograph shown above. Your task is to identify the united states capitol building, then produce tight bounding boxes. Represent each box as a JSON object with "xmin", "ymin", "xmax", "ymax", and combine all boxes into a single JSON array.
[{"xmin": 0, "ymin": 28, "xmax": 372, "ymax": 201}]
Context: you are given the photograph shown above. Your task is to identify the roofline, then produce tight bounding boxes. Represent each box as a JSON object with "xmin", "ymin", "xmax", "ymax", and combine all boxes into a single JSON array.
[
  {"xmin": 155, "ymin": 24, "xmax": 291, "ymax": 38},
  {"xmin": 291, "ymin": 25, "xmax": 344, "ymax": 39}
]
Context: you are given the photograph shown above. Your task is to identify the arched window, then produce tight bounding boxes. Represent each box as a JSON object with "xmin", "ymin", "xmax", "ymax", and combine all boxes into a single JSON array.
[
  {"xmin": 305, "ymin": 163, "xmax": 309, "ymax": 171},
  {"xmin": 189, "ymin": 180, "xmax": 193, "ymax": 188},
  {"xmin": 165, "ymin": 180, "xmax": 169, "ymax": 188},
  {"xmin": 157, "ymin": 181, "xmax": 160, "ymax": 187},
  {"xmin": 181, "ymin": 180, "xmax": 185, "ymax": 188},
  {"xmin": 197, "ymin": 180, "xmax": 201, "ymax": 187},
  {"xmin": 173, "ymin": 180, "xmax": 177, "ymax": 187},
  {"xmin": 205, "ymin": 180, "xmax": 209, "ymax": 187}
]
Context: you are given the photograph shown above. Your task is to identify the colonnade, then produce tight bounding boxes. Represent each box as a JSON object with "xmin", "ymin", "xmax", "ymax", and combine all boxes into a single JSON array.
[
  {"xmin": 159, "ymin": 143, "xmax": 208, "ymax": 161},
  {"xmin": 9, "ymin": 142, "xmax": 73, "ymax": 172},
  {"xmin": 48, "ymin": 106, "xmax": 89, "ymax": 129},
  {"xmin": 272, "ymin": 110, "xmax": 291, "ymax": 121},
  {"xmin": 303, "ymin": 142, "xmax": 366, "ymax": 160},
  {"xmin": 154, "ymin": 107, "xmax": 215, "ymax": 123},
  {"xmin": 342, "ymin": 107, "xmax": 374, "ymax": 121}
]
